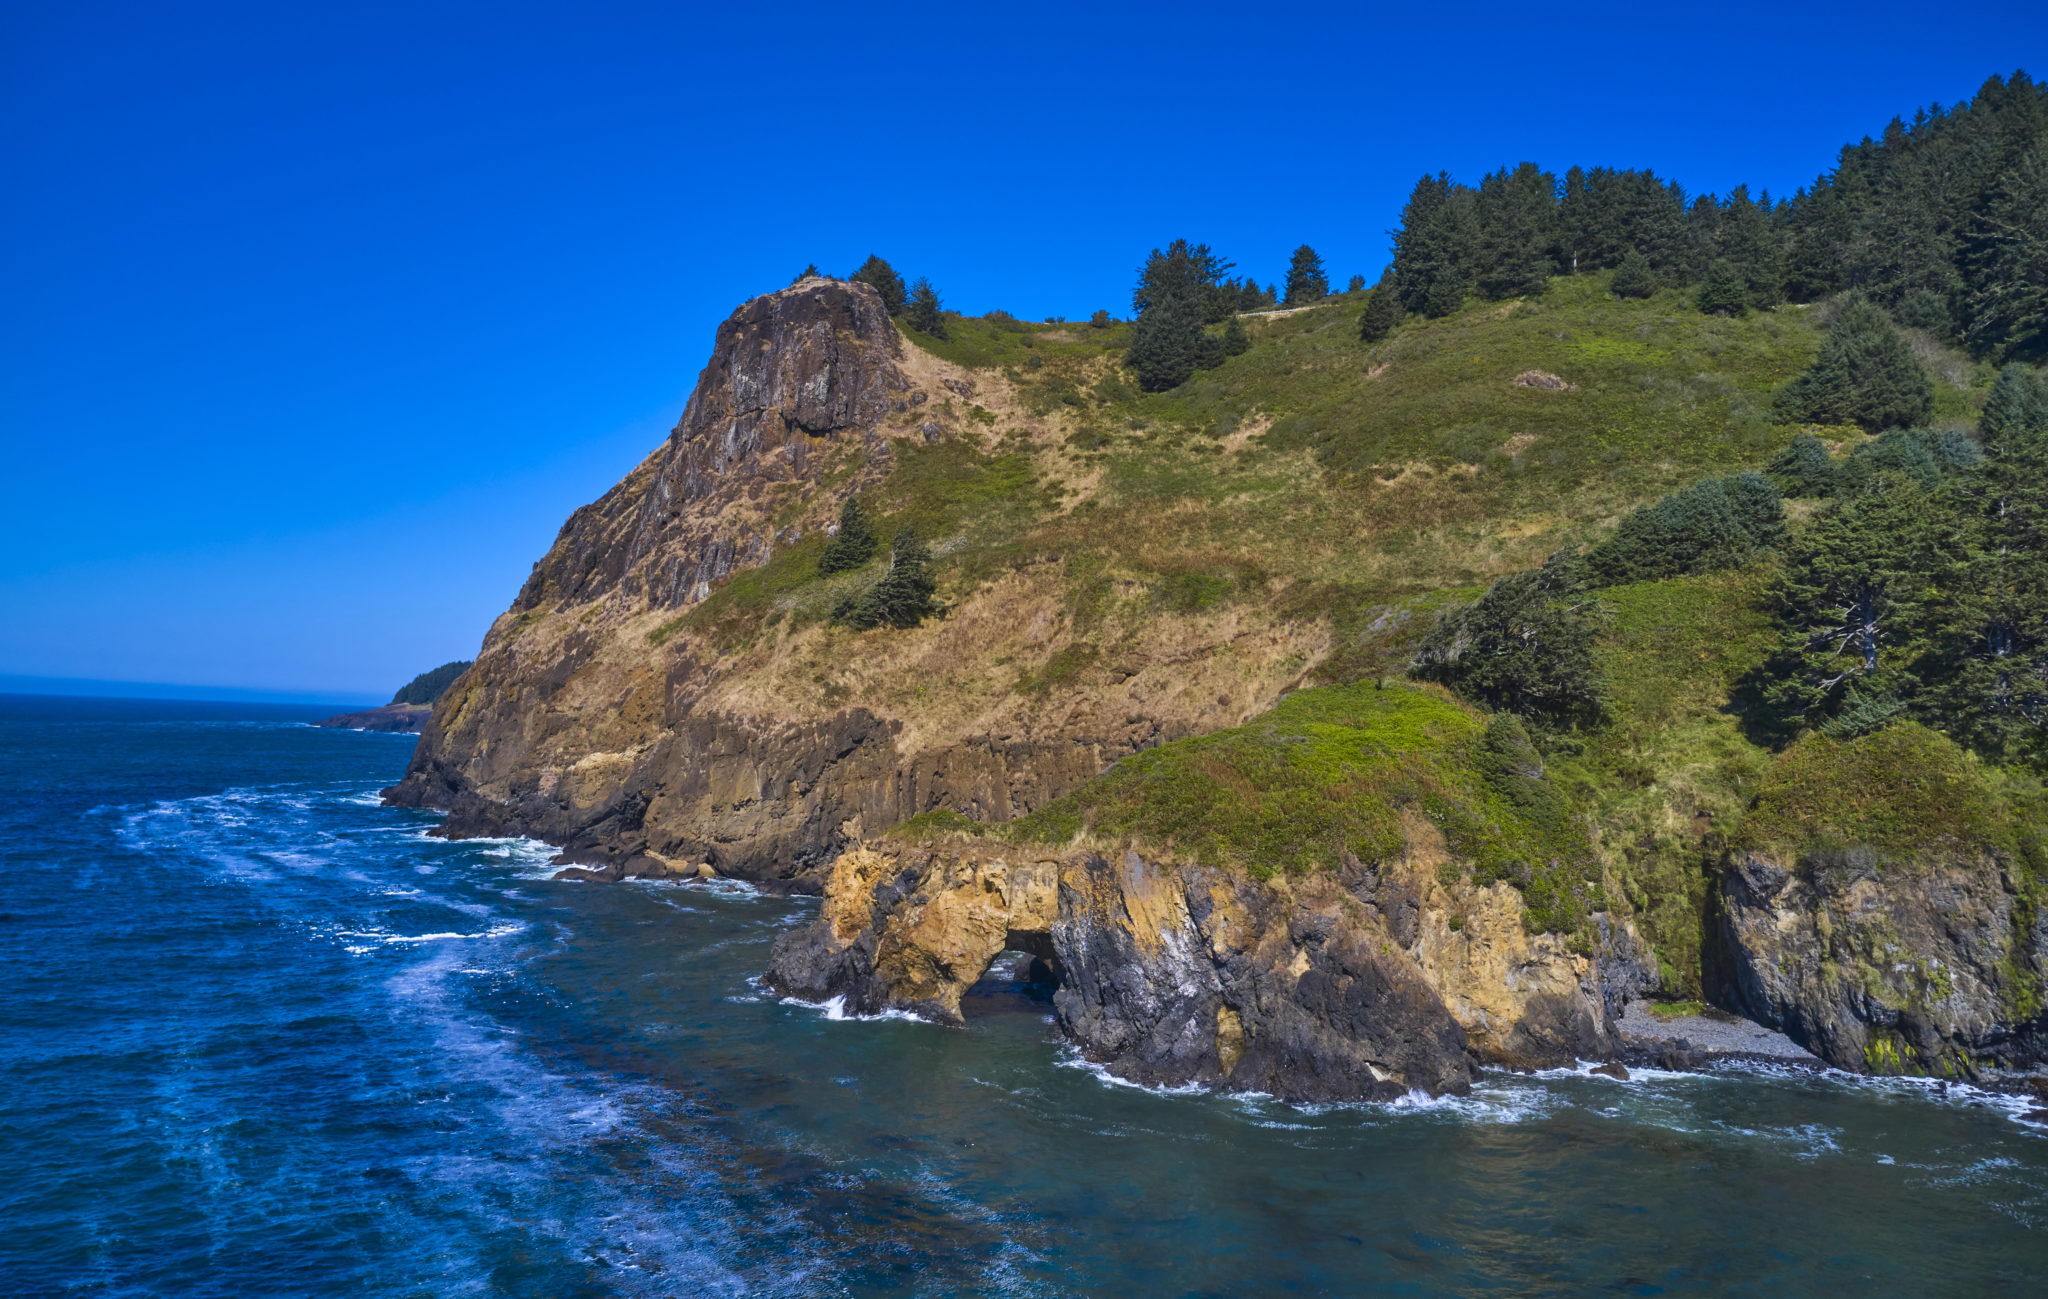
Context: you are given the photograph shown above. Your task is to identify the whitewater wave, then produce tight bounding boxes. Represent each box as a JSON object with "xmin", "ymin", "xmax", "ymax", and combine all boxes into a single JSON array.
[{"xmin": 780, "ymin": 992, "xmax": 935, "ymax": 1026}]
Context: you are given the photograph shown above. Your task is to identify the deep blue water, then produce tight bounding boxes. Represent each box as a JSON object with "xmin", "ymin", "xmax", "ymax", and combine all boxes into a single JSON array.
[{"xmin": 2, "ymin": 693, "xmax": 2044, "ymax": 1296}]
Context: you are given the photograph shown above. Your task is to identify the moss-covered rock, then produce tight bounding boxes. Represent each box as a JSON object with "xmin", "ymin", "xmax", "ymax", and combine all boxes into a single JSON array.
[{"xmin": 1720, "ymin": 725, "xmax": 2048, "ymax": 1076}]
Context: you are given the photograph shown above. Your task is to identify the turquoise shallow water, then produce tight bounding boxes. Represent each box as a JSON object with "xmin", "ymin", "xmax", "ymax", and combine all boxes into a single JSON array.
[{"xmin": 2, "ymin": 693, "xmax": 2044, "ymax": 1296}]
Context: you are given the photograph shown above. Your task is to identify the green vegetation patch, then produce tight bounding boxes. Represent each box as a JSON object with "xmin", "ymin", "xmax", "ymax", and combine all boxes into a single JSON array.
[
  {"xmin": 992, "ymin": 680, "xmax": 1601, "ymax": 932},
  {"xmin": 1557, "ymin": 567, "xmax": 1780, "ymax": 995},
  {"xmin": 1735, "ymin": 723, "xmax": 2035, "ymax": 867}
]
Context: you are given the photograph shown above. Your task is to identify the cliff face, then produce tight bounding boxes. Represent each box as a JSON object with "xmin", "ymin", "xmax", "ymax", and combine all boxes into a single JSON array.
[
  {"xmin": 1722, "ymin": 847, "xmax": 2047, "ymax": 1076},
  {"xmin": 767, "ymin": 829, "xmax": 1648, "ymax": 1099},
  {"xmin": 385, "ymin": 279, "xmax": 1318, "ymax": 882}
]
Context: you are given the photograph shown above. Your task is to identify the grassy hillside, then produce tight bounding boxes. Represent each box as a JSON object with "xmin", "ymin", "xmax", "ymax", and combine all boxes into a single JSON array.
[
  {"xmin": 671, "ymin": 270, "xmax": 2017, "ymax": 997},
  {"xmin": 684, "ymin": 273, "xmax": 1871, "ymax": 662}
]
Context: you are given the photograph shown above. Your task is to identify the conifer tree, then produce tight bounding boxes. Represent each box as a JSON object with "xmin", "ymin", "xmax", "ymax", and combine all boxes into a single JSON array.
[
  {"xmin": 1347, "ymin": 274, "xmax": 1366, "ymax": 293},
  {"xmin": 847, "ymin": 527, "xmax": 940, "ymax": 629},
  {"xmin": 1981, "ymin": 363, "xmax": 2048, "ymax": 452},
  {"xmin": 1714, "ymin": 185, "xmax": 1786, "ymax": 307},
  {"xmin": 1127, "ymin": 239, "xmax": 1230, "ymax": 391},
  {"xmin": 1472, "ymin": 161, "xmax": 1559, "ymax": 299},
  {"xmin": 1283, "ymin": 245, "xmax": 1329, "ymax": 305},
  {"xmin": 1357, "ymin": 269, "xmax": 1404, "ymax": 342},
  {"xmin": 1767, "ymin": 433, "xmax": 1839, "ymax": 497},
  {"xmin": 1609, "ymin": 248, "xmax": 1657, "ymax": 299},
  {"xmin": 1927, "ymin": 373, "xmax": 2048, "ymax": 762},
  {"xmin": 1089, "ymin": 308, "xmax": 1113, "ymax": 329},
  {"xmin": 1776, "ymin": 295, "xmax": 1934, "ymax": 430},
  {"xmin": 1222, "ymin": 314, "xmax": 1250, "ymax": 356},
  {"xmin": 1393, "ymin": 174, "xmax": 1478, "ymax": 316},
  {"xmin": 1410, "ymin": 554, "xmax": 1603, "ymax": 732},
  {"xmin": 1760, "ymin": 480, "xmax": 1958, "ymax": 732},
  {"xmin": 1696, "ymin": 257, "xmax": 1749, "ymax": 315},
  {"xmin": 907, "ymin": 277, "xmax": 948, "ymax": 339},
  {"xmin": 818, "ymin": 497, "xmax": 878, "ymax": 575},
  {"xmin": 1964, "ymin": 144, "xmax": 2048, "ymax": 357},
  {"xmin": 792, "ymin": 264, "xmax": 823, "ymax": 283},
  {"xmin": 849, "ymin": 255, "xmax": 907, "ymax": 315}
]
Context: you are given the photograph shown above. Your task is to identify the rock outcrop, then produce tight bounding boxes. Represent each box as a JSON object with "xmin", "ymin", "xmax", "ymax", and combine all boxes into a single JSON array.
[
  {"xmin": 767, "ymin": 825, "xmax": 1648, "ymax": 1100},
  {"xmin": 1721, "ymin": 847, "xmax": 2047, "ymax": 1076},
  {"xmin": 383, "ymin": 277, "xmax": 1325, "ymax": 884},
  {"xmin": 314, "ymin": 702, "xmax": 433, "ymax": 733}
]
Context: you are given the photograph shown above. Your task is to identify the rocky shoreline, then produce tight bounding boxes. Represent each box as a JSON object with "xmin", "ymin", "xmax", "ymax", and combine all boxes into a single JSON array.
[{"xmin": 314, "ymin": 702, "xmax": 432, "ymax": 733}]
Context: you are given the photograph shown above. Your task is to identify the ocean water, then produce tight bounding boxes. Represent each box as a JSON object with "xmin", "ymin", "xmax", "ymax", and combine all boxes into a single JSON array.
[{"xmin": 1, "ymin": 694, "xmax": 2043, "ymax": 1297}]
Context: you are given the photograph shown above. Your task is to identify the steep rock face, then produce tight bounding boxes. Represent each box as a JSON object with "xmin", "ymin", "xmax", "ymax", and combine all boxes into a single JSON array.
[
  {"xmin": 1721, "ymin": 848, "xmax": 2047, "ymax": 1076},
  {"xmin": 521, "ymin": 277, "xmax": 910, "ymax": 612},
  {"xmin": 768, "ymin": 827, "xmax": 1641, "ymax": 1099},
  {"xmin": 385, "ymin": 278, "xmax": 1322, "ymax": 882}
]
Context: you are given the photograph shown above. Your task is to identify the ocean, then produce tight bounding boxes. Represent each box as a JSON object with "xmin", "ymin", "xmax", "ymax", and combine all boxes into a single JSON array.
[{"xmin": 1, "ymin": 693, "xmax": 2042, "ymax": 1296}]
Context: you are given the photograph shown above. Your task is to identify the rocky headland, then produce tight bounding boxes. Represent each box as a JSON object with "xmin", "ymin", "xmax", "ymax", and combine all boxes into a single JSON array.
[
  {"xmin": 383, "ymin": 274, "xmax": 2048, "ymax": 1098},
  {"xmin": 314, "ymin": 702, "xmax": 434, "ymax": 733}
]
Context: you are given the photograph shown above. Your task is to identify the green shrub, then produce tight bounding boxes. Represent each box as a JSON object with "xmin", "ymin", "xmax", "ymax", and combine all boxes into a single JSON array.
[
  {"xmin": 1584, "ymin": 472, "xmax": 1785, "ymax": 586},
  {"xmin": 1767, "ymin": 432, "xmax": 1838, "ymax": 496},
  {"xmin": 1410, "ymin": 554, "xmax": 1604, "ymax": 732}
]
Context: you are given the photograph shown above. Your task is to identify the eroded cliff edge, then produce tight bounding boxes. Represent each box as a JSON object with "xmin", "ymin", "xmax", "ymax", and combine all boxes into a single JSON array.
[
  {"xmin": 382, "ymin": 275, "xmax": 2048, "ymax": 1097},
  {"xmin": 764, "ymin": 830, "xmax": 1648, "ymax": 1099},
  {"xmin": 386, "ymin": 277, "xmax": 1326, "ymax": 883}
]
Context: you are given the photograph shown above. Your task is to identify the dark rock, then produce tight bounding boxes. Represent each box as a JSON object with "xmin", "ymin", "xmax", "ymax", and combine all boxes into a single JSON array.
[
  {"xmin": 552, "ymin": 863, "xmax": 623, "ymax": 883},
  {"xmin": 1720, "ymin": 847, "xmax": 2047, "ymax": 1075},
  {"xmin": 314, "ymin": 703, "xmax": 432, "ymax": 733},
  {"xmin": 1591, "ymin": 1062, "xmax": 1631, "ymax": 1082}
]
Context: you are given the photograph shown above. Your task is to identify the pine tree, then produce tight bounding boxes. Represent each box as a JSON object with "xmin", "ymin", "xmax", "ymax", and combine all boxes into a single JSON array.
[
  {"xmin": 1283, "ymin": 245, "xmax": 1329, "ymax": 305},
  {"xmin": 1222, "ymin": 314, "xmax": 1250, "ymax": 356},
  {"xmin": 907, "ymin": 277, "xmax": 948, "ymax": 339},
  {"xmin": 1926, "ymin": 382, "xmax": 2048, "ymax": 762},
  {"xmin": 1393, "ymin": 173, "xmax": 1476, "ymax": 316},
  {"xmin": 1776, "ymin": 295, "xmax": 1934, "ymax": 430},
  {"xmin": 849, "ymin": 255, "xmax": 907, "ymax": 315},
  {"xmin": 792, "ymin": 264, "xmax": 822, "ymax": 283},
  {"xmin": 1088, "ymin": 308, "xmax": 1113, "ymax": 329},
  {"xmin": 818, "ymin": 497, "xmax": 878, "ymax": 575},
  {"xmin": 1128, "ymin": 292, "xmax": 1198, "ymax": 391},
  {"xmin": 1584, "ymin": 473, "xmax": 1785, "ymax": 586},
  {"xmin": 1128, "ymin": 239, "xmax": 1229, "ymax": 391},
  {"xmin": 1964, "ymin": 144, "xmax": 2048, "ymax": 357},
  {"xmin": 1609, "ymin": 248, "xmax": 1657, "ymax": 299},
  {"xmin": 847, "ymin": 527, "xmax": 940, "ymax": 630},
  {"xmin": 1410, "ymin": 554, "xmax": 1604, "ymax": 732},
  {"xmin": 1714, "ymin": 185, "xmax": 1786, "ymax": 307},
  {"xmin": 1981, "ymin": 363, "xmax": 2048, "ymax": 452},
  {"xmin": 1767, "ymin": 433, "xmax": 1839, "ymax": 497},
  {"xmin": 1472, "ymin": 161, "xmax": 1559, "ymax": 299},
  {"xmin": 1760, "ymin": 480, "xmax": 1956, "ymax": 729},
  {"xmin": 1346, "ymin": 274, "xmax": 1366, "ymax": 293},
  {"xmin": 1357, "ymin": 269, "xmax": 1404, "ymax": 342},
  {"xmin": 1696, "ymin": 257, "xmax": 1749, "ymax": 315}
]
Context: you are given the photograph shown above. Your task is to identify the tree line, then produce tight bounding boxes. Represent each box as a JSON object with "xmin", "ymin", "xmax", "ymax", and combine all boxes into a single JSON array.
[
  {"xmin": 793, "ymin": 256, "xmax": 949, "ymax": 338},
  {"xmin": 1378, "ymin": 71, "xmax": 2046, "ymax": 356}
]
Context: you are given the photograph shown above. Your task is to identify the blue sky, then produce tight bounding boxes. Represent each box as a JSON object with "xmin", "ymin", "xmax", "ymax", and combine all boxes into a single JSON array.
[{"xmin": 4, "ymin": 1, "xmax": 2044, "ymax": 700}]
